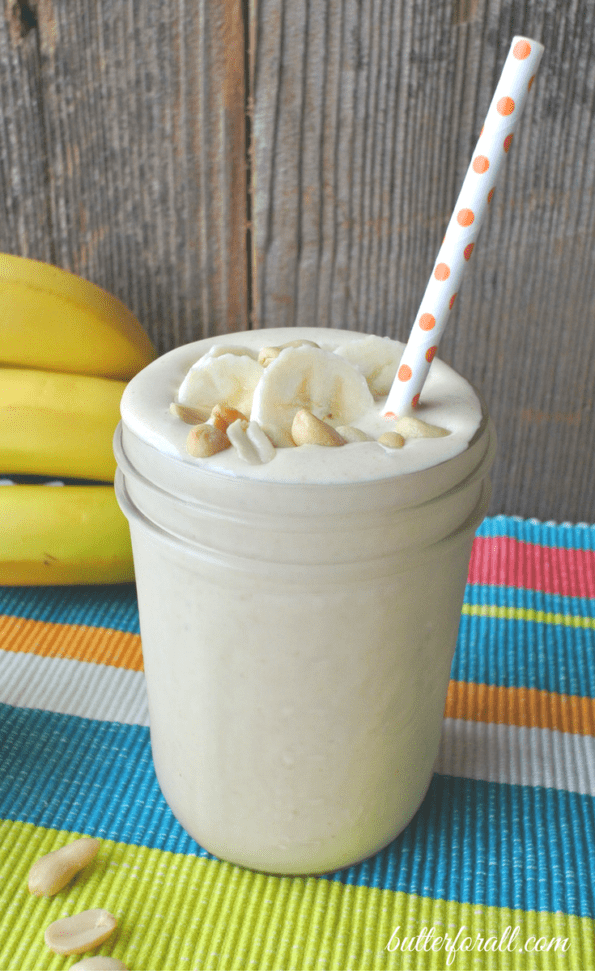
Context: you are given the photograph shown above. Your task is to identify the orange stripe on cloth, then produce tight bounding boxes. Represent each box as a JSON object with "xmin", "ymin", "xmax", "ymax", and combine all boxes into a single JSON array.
[
  {"xmin": 0, "ymin": 614, "xmax": 143, "ymax": 671},
  {"xmin": 445, "ymin": 679, "xmax": 595, "ymax": 736}
]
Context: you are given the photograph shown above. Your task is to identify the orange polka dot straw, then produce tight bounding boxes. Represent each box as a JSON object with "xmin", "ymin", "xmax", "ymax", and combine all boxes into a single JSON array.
[{"xmin": 383, "ymin": 36, "xmax": 544, "ymax": 418}]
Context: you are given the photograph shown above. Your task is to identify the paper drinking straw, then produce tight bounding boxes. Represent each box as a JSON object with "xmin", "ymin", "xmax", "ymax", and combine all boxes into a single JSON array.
[{"xmin": 383, "ymin": 36, "xmax": 544, "ymax": 418}]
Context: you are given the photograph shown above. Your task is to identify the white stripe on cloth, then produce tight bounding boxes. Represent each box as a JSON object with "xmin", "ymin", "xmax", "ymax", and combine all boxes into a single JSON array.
[
  {"xmin": 436, "ymin": 717, "xmax": 595, "ymax": 796},
  {"xmin": 3, "ymin": 649, "xmax": 595, "ymax": 797},
  {"xmin": 0, "ymin": 649, "xmax": 149, "ymax": 726}
]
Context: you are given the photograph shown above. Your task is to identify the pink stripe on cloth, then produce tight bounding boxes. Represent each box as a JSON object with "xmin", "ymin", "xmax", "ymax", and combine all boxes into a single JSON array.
[{"xmin": 468, "ymin": 536, "xmax": 595, "ymax": 599}]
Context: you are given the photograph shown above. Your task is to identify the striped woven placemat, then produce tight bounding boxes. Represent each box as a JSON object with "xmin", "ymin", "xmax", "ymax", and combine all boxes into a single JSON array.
[{"xmin": 0, "ymin": 515, "xmax": 593, "ymax": 970}]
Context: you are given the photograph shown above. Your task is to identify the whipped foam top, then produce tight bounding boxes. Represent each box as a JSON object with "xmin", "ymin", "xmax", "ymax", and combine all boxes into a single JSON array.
[{"xmin": 120, "ymin": 328, "xmax": 484, "ymax": 485}]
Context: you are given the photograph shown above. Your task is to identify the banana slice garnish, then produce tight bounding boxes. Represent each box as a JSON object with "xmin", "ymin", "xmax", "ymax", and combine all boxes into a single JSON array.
[
  {"xmin": 178, "ymin": 352, "xmax": 263, "ymax": 418},
  {"xmin": 250, "ymin": 345, "xmax": 374, "ymax": 444},
  {"xmin": 204, "ymin": 344, "xmax": 258, "ymax": 360},
  {"xmin": 334, "ymin": 334, "xmax": 402, "ymax": 397}
]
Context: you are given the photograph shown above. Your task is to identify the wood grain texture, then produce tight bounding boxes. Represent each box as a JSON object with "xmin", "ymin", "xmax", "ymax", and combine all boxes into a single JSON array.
[
  {"xmin": 0, "ymin": 0, "xmax": 248, "ymax": 352},
  {"xmin": 0, "ymin": 1, "xmax": 52, "ymax": 260},
  {"xmin": 0, "ymin": 0, "xmax": 593, "ymax": 521}
]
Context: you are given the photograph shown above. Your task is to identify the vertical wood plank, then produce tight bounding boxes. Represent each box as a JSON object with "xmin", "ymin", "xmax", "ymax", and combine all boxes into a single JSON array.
[
  {"xmin": 443, "ymin": 0, "xmax": 595, "ymax": 523},
  {"xmin": 16, "ymin": 0, "xmax": 249, "ymax": 353},
  {"xmin": 252, "ymin": 0, "xmax": 306, "ymax": 328},
  {"xmin": 251, "ymin": 0, "xmax": 595, "ymax": 522},
  {"xmin": 0, "ymin": 1, "xmax": 53, "ymax": 260}
]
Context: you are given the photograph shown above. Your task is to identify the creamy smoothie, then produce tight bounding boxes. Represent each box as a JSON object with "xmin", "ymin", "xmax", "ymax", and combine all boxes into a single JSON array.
[
  {"xmin": 121, "ymin": 328, "xmax": 483, "ymax": 483},
  {"xmin": 114, "ymin": 328, "xmax": 495, "ymax": 874}
]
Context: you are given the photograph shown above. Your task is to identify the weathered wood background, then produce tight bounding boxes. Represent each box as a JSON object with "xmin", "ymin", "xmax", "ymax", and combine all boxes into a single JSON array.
[{"xmin": 1, "ymin": 0, "xmax": 593, "ymax": 521}]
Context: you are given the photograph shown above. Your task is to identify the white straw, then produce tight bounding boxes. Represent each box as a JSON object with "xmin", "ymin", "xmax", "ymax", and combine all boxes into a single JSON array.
[{"xmin": 384, "ymin": 36, "xmax": 544, "ymax": 418}]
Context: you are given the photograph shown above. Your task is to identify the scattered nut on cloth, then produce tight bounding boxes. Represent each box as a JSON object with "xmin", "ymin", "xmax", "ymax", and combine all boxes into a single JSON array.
[
  {"xmin": 28, "ymin": 838, "xmax": 100, "ymax": 897},
  {"xmin": 44, "ymin": 909, "xmax": 117, "ymax": 956},
  {"xmin": 69, "ymin": 958, "xmax": 127, "ymax": 971}
]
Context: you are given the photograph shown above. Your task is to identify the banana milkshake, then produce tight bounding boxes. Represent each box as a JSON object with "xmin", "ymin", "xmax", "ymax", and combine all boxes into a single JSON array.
[{"xmin": 114, "ymin": 328, "xmax": 495, "ymax": 874}]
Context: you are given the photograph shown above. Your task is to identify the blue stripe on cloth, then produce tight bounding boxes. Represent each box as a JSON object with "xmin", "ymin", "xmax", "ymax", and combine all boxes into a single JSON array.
[
  {"xmin": 332, "ymin": 774, "xmax": 595, "ymax": 920},
  {"xmin": 0, "ymin": 703, "xmax": 206, "ymax": 857},
  {"xmin": 476, "ymin": 516, "xmax": 595, "ymax": 550},
  {"xmin": 1, "ymin": 703, "xmax": 594, "ymax": 917},
  {"xmin": 1, "ymin": 520, "xmax": 592, "ymax": 632},
  {"xmin": 0, "ymin": 584, "xmax": 139, "ymax": 633},
  {"xmin": 463, "ymin": 584, "xmax": 595, "ymax": 620},
  {"xmin": 2, "ymin": 582, "xmax": 592, "ymax": 634},
  {"xmin": 451, "ymin": 612, "xmax": 595, "ymax": 697}
]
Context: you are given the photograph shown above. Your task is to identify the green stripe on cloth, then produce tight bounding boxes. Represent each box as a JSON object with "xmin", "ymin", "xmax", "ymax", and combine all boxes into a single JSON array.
[
  {"xmin": 1, "ymin": 820, "xmax": 593, "ymax": 971},
  {"xmin": 462, "ymin": 602, "xmax": 595, "ymax": 630},
  {"xmin": 4, "ymin": 703, "xmax": 595, "ymax": 916}
]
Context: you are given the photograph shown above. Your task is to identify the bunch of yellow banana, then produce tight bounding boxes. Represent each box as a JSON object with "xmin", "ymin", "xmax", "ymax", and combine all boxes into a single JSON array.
[{"xmin": 0, "ymin": 253, "xmax": 156, "ymax": 585}]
